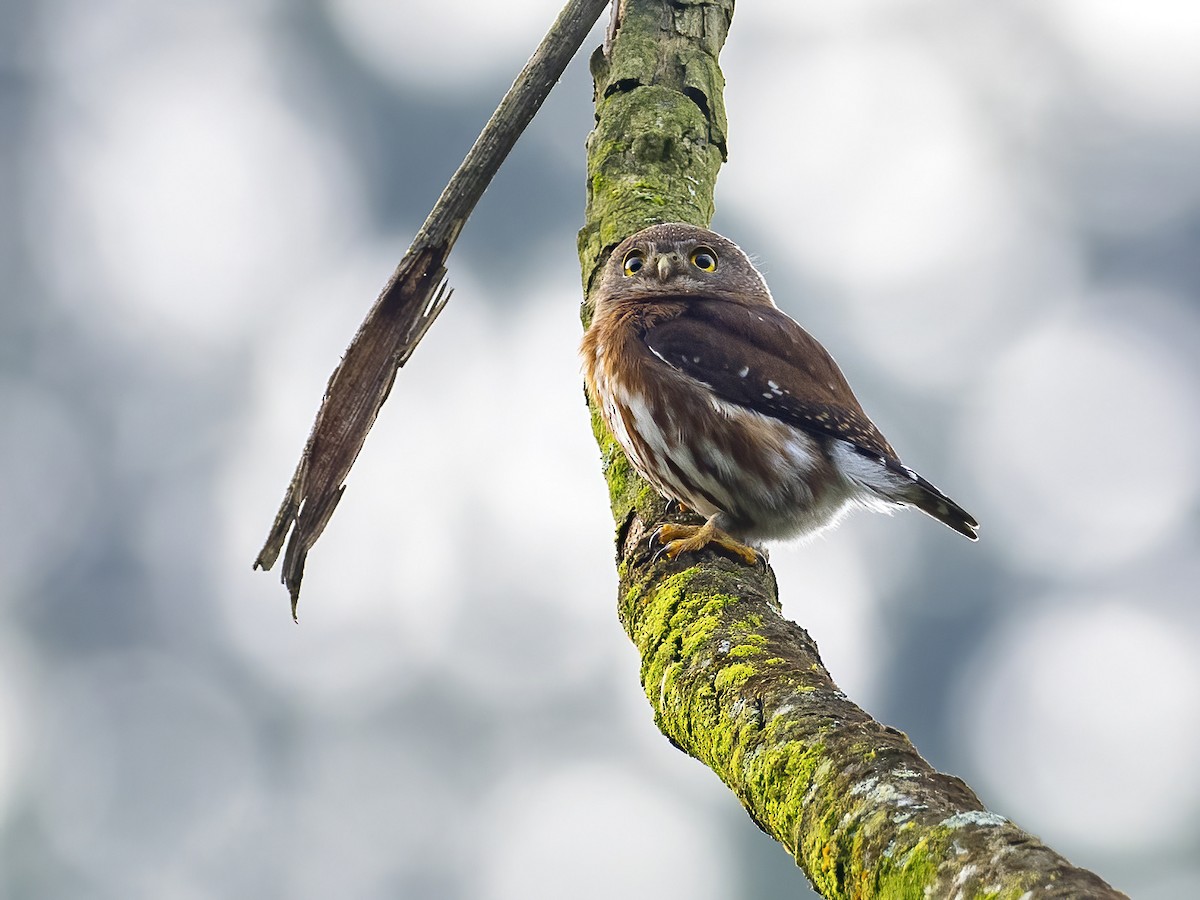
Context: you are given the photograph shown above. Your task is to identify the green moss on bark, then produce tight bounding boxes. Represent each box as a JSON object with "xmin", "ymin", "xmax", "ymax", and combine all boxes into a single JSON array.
[{"xmin": 587, "ymin": 404, "xmax": 659, "ymax": 527}]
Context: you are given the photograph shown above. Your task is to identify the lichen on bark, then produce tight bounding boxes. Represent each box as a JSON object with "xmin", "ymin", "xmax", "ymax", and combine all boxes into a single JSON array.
[{"xmin": 577, "ymin": 2, "xmax": 1126, "ymax": 898}]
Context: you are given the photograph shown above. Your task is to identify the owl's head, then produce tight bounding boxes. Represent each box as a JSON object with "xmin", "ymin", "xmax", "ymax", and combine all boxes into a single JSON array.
[{"xmin": 592, "ymin": 223, "xmax": 775, "ymax": 316}]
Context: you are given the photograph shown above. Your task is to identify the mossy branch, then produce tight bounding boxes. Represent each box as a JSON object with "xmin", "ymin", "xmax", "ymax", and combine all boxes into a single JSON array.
[{"xmin": 578, "ymin": 2, "xmax": 1126, "ymax": 897}]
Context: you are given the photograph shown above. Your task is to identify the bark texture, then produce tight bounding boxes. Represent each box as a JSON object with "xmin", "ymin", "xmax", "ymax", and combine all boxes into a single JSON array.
[{"xmin": 578, "ymin": 3, "xmax": 1127, "ymax": 898}]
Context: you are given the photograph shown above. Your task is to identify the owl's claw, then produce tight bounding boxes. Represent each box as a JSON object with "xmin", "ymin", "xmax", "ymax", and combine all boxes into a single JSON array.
[{"xmin": 652, "ymin": 519, "xmax": 761, "ymax": 566}]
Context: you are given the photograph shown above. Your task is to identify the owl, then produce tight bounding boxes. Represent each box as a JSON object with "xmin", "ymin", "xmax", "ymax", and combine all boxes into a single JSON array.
[{"xmin": 581, "ymin": 222, "xmax": 977, "ymax": 564}]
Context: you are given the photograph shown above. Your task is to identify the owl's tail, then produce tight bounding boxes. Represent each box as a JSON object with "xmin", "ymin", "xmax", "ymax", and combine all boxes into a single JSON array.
[
  {"xmin": 903, "ymin": 471, "xmax": 979, "ymax": 541},
  {"xmin": 836, "ymin": 444, "xmax": 979, "ymax": 541}
]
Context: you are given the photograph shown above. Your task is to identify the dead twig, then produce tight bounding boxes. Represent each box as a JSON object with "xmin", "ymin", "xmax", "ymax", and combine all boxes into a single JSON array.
[{"xmin": 255, "ymin": 0, "xmax": 612, "ymax": 618}]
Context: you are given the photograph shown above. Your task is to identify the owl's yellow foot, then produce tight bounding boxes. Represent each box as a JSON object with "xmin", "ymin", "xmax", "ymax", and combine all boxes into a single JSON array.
[{"xmin": 654, "ymin": 519, "xmax": 760, "ymax": 566}]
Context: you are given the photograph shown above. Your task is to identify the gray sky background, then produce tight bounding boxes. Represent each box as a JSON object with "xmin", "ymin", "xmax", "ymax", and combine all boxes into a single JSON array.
[{"xmin": 2, "ymin": 1, "xmax": 1199, "ymax": 897}]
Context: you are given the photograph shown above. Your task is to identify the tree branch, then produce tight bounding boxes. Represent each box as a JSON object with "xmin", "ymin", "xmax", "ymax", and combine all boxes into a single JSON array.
[
  {"xmin": 578, "ymin": 2, "xmax": 1127, "ymax": 897},
  {"xmin": 254, "ymin": 0, "xmax": 611, "ymax": 618}
]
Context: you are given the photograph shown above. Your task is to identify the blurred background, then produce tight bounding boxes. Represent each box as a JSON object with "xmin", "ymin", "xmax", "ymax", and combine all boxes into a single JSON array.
[{"xmin": 3, "ymin": 0, "xmax": 1199, "ymax": 896}]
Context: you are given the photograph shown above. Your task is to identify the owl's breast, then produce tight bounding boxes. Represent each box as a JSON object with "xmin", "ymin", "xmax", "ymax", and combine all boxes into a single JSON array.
[{"xmin": 583, "ymin": 324, "xmax": 855, "ymax": 541}]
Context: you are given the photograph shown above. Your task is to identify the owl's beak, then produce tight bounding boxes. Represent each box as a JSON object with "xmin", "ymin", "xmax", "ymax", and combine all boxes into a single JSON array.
[{"xmin": 656, "ymin": 254, "xmax": 676, "ymax": 282}]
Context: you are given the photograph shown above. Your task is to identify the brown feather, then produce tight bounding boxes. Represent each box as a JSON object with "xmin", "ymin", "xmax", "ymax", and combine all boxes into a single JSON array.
[{"xmin": 642, "ymin": 299, "xmax": 898, "ymax": 461}]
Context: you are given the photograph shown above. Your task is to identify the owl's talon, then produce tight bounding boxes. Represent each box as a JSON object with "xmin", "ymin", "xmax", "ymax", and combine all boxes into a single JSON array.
[
  {"xmin": 654, "ymin": 520, "xmax": 760, "ymax": 566},
  {"xmin": 648, "ymin": 527, "xmax": 671, "ymax": 565}
]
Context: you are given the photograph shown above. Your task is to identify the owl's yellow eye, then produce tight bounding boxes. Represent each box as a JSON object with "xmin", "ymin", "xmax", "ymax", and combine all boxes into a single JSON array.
[
  {"xmin": 689, "ymin": 247, "xmax": 718, "ymax": 272},
  {"xmin": 622, "ymin": 249, "xmax": 646, "ymax": 276}
]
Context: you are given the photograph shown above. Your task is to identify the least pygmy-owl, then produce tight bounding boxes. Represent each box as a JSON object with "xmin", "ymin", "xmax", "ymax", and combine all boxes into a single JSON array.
[{"xmin": 581, "ymin": 222, "xmax": 977, "ymax": 563}]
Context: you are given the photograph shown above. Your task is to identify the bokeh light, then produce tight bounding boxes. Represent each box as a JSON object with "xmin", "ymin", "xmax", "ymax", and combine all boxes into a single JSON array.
[
  {"xmin": 0, "ymin": 382, "xmax": 97, "ymax": 599},
  {"xmin": 771, "ymin": 534, "xmax": 883, "ymax": 707},
  {"xmin": 28, "ymin": 17, "xmax": 360, "ymax": 350},
  {"xmin": 1031, "ymin": 0, "xmax": 1200, "ymax": 124},
  {"xmin": 32, "ymin": 652, "xmax": 263, "ymax": 887},
  {"xmin": 962, "ymin": 313, "xmax": 1200, "ymax": 575},
  {"xmin": 325, "ymin": 0, "xmax": 567, "ymax": 94},
  {"xmin": 476, "ymin": 762, "xmax": 732, "ymax": 900},
  {"xmin": 0, "ymin": 643, "xmax": 30, "ymax": 835},
  {"xmin": 957, "ymin": 599, "xmax": 1200, "ymax": 850}
]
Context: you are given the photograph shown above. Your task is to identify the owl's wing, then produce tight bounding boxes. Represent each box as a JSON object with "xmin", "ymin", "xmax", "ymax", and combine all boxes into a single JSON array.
[
  {"xmin": 642, "ymin": 298, "xmax": 898, "ymax": 461},
  {"xmin": 642, "ymin": 298, "xmax": 979, "ymax": 540}
]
